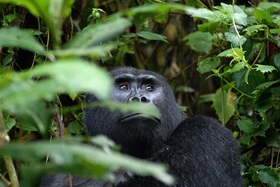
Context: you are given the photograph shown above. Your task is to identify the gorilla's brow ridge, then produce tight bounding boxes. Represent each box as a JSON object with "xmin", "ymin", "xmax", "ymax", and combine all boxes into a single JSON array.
[{"xmin": 113, "ymin": 73, "xmax": 161, "ymax": 85}]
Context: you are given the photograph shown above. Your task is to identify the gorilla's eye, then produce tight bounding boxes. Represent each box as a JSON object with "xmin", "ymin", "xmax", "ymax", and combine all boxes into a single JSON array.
[
  {"xmin": 119, "ymin": 83, "xmax": 129, "ymax": 91},
  {"xmin": 145, "ymin": 85, "xmax": 154, "ymax": 92}
]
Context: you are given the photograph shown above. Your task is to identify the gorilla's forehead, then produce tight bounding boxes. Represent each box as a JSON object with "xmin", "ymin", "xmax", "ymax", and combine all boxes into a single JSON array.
[{"xmin": 110, "ymin": 67, "xmax": 165, "ymax": 82}]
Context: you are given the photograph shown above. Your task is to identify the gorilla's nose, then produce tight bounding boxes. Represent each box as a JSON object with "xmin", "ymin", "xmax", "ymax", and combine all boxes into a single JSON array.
[{"xmin": 129, "ymin": 96, "xmax": 150, "ymax": 103}]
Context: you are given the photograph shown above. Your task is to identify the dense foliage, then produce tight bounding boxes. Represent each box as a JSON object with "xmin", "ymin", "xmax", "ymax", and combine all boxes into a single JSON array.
[{"xmin": 0, "ymin": 0, "xmax": 279, "ymax": 186}]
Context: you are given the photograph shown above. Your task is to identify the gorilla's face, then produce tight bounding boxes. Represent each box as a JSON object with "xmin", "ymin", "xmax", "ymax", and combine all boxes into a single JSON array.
[
  {"xmin": 85, "ymin": 67, "xmax": 186, "ymax": 157},
  {"xmin": 111, "ymin": 72, "xmax": 162, "ymax": 126}
]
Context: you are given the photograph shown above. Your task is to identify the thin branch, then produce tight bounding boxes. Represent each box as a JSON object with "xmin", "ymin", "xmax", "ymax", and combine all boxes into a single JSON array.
[{"xmin": 0, "ymin": 111, "xmax": 19, "ymax": 187}]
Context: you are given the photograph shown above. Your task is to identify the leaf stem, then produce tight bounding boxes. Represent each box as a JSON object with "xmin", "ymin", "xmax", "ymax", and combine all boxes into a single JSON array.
[{"xmin": 0, "ymin": 111, "xmax": 19, "ymax": 187}]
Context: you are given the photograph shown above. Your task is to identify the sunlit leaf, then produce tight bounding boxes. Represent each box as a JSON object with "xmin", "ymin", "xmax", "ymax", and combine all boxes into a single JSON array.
[
  {"xmin": 232, "ymin": 5, "xmax": 247, "ymax": 26},
  {"xmin": 190, "ymin": 8, "xmax": 215, "ymax": 21},
  {"xmin": 0, "ymin": 28, "xmax": 47, "ymax": 55},
  {"xmin": 243, "ymin": 25, "xmax": 266, "ymax": 36},
  {"xmin": 254, "ymin": 64, "xmax": 277, "ymax": 73},
  {"xmin": 0, "ymin": 137, "xmax": 174, "ymax": 185},
  {"xmin": 85, "ymin": 101, "xmax": 160, "ymax": 119},
  {"xmin": 0, "ymin": 60, "xmax": 111, "ymax": 112},
  {"xmin": 0, "ymin": 0, "xmax": 49, "ymax": 17},
  {"xmin": 65, "ymin": 17, "xmax": 131, "ymax": 48},
  {"xmin": 138, "ymin": 31, "xmax": 168, "ymax": 43},
  {"xmin": 31, "ymin": 59, "xmax": 112, "ymax": 100},
  {"xmin": 253, "ymin": 8, "xmax": 273, "ymax": 25},
  {"xmin": 185, "ymin": 31, "xmax": 213, "ymax": 53},
  {"xmin": 197, "ymin": 57, "xmax": 220, "ymax": 74},
  {"xmin": 225, "ymin": 32, "xmax": 246, "ymax": 47}
]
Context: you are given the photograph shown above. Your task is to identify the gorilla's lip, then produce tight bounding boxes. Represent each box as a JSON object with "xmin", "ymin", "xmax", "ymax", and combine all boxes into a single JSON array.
[{"xmin": 120, "ymin": 113, "xmax": 161, "ymax": 123}]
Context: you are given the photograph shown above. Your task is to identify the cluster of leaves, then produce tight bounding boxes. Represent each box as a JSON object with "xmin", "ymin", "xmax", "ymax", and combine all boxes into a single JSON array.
[
  {"xmin": 185, "ymin": 2, "xmax": 280, "ymax": 186},
  {"xmin": 0, "ymin": 0, "xmax": 279, "ymax": 186},
  {"xmin": 0, "ymin": 0, "xmax": 187, "ymax": 186}
]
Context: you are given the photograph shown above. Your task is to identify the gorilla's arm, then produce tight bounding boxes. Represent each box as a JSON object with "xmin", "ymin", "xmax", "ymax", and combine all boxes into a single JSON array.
[{"xmin": 118, "ymin": 116, "xmax": 244, "ymax": 187}]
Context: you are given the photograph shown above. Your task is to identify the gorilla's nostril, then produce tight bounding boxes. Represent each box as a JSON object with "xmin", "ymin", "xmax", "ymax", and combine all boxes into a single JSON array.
[
  {"xmin": 130, "ymin": 97, "xmax": 140, "ymax": 102},
  {"xmin": 140, "ymin": 96, "xmax": 148, "ymax": 102}
]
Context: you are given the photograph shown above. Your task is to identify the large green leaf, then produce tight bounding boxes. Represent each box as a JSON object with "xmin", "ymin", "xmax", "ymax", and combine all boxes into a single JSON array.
[
  {"xmin": 224, "ymin": 32, "xmax": 246, "ymax": 47},
  {"xmin": 0, "ymin": 0, "xmax": 75, "ymax": 46},
  {"xmin": 185, "ymin": 31, "xmax": 213, "ymax": 53},
  {"xmin": 212, "ymin": 88, "xmax": 236, "ymax": 124},
  {"xmin": 31, "ymin": 60, "xmax": 112, "ymax": 99},
  {"xmin": 65, "ymin": 17, "xmax": 131, "ymax": 49},
  {"xmin": 0, "ymin": 136, "xmax": 174, "ymax": 185},
  {"xmin": 237, "ymin": 116, "xmax": 255, "ymax": 134},
  {"xmin": 86, "ymin": 101, "xmax": 160, "ymax": 119},
  {"xmin": 197, "ymin": 56, "xmax": 220, "ymax": 74},
  {"xmin": 258, "ymin": 167, "xmax": 279, "ymax": 187},
  {"xmin": 0, "ymin": 0, "xmax": 49, "ymax": 17},
  {"xmin": 0, "ymin": 28, "xmax": 47, "ymax": 55},
  {"xmin": 0, "ymin": 60, "xmax": 111, "ymax": 113},
  {"xmin": 138, "ymin": 31, "xmax": 168, "ymax": 43},
  {"xmin": 125, "ymin": 3, "xmax": 189, "ymax": 27}
]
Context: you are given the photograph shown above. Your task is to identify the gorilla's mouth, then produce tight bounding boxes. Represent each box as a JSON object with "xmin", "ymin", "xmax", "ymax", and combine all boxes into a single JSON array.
[{"xmin": 120, "ymin": 113, "xmax": 161, "ymax": 124}]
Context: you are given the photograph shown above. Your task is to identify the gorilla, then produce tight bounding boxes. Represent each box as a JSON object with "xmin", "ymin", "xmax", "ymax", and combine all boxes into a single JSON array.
[{"xmin": 40, "ymin": 67, "xmax": 244, "ymax": 187}]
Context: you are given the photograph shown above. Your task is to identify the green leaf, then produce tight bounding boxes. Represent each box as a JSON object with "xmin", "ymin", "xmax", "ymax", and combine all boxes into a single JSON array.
[
  {"xmin": 56, "ymin": 43, "xmax": 118, "ymax": 58},
  {"xmin": 212, "ymin": 88, "xmax": 236, "ymax": 124},
  {"xmin": 258, "ymin": 168, "xmax": 279, "ymax": 187},
  {"xmin": 65, "ymin": 17, "xmax": 131, "ymax": 49},
  {"xmin": 185, "ymin": 31, "xmax": 213, "ymax": 53},
  {"xmin": 253, "ymin": 8, "xmax": 273, "ymax": 25},
  {"xmin": 0, "ymin": 28, "xmax": 47, "ymax": 55},
  {"xmin": 0, "ymin": 0, "xmax": 49, "ymax": 17},
  {"xmin": 4, "ymin": 117, "xmax": 16, "ymax": 132},
  {"xmin": 86, "ymin": 101, "xmax": 160, "ymax": 119},
  {"xmin": 265, "ymin": 128, "xmax": 280, "ymax": 148},
  {"xmin": 254, "ymin": 64, "xmax": 277, "ymax": 73},
  {"xmin": 243, "ymin": 25, "xmax": 266, "ymax": 36},
  {"xmin": 137, "ymin": 31, "xmax": 168, "ymax": 43},
  {"xmin": 0, "ymin": 137, "xmax": 174, "ymax": 185},
  {"xmin": 237, "ymin": 116, "xmax": 255, "ymax": 133},
  {"xmin": 31, "ymin": 60, "xmax": 112, "ymax": 100},
  {"xmin": 15, "ymin": 100, "xmax": 51, "ymax": 133},
  {"xmin": 125, "ymin": 3, "xmax": 188, "ymax": 27},
  {"xmin": 0, "ymin": 60, "xmax": 111, "ymax": 113},
  {"xmin": 258, "ymin": 2, "xmax": 280, "ymax": 11},
  {"xmin": 231, "ymin": 61, "xmax": 246, "ymax": 73},
  {"xmin": 233, "ymin": 69, "xmax": 265, "ymax": 95},
  {"xmin": 224, "ymin": 32, "xmax": 246, "ymax": 47},
  {"xmin": 0, "ymin": 0, "xmax": 75, "ymax": 46},
  {"xmin": 190, "ymin": 8, "xmax": 215, "ymax": 21},
  {"xmin": 197, "ymin": 57, "xmax": 220, "ymax": 74},
  {"xmin": 233, "ymin": 8, "xmax": 247, "ymax": 26},
  {"xmin": 272, "ymin": 53, "xmax": 280, "ymax": 71}
]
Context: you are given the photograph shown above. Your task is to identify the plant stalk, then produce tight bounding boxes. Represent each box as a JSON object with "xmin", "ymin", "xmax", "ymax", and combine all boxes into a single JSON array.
[{"xmin": 0, "ymin": 111, "xmax": 19, "ymax": 187}]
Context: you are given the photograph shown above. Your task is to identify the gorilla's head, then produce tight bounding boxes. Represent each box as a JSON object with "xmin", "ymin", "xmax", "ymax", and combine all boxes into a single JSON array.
[{"xmin": 85, "ymin": 67, "xmax": 186, "ymax": 158}]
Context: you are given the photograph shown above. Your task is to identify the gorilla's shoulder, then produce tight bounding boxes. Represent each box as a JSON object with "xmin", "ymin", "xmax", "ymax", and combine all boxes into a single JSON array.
[{"xmin": 167, "ymin": 115, "xmax": 236, "ymax": 148}]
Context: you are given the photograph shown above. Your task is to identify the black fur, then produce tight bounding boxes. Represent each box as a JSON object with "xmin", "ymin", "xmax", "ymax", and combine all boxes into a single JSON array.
[{"xmin": 40, "ymin": 67, "xmax": 244, "ymax": 187}]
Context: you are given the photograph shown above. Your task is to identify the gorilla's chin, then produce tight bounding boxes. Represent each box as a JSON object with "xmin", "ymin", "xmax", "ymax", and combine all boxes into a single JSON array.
[{"xmin": 120, "ymin": 113, "xmax": 161, "ymax": 124}]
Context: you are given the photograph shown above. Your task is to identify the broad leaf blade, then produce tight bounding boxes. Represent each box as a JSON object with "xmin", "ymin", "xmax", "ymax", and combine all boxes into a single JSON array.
[
  {"xmin": 138, "ymin": 31, "xmax": 168, "ymax": 43},
  {"xmin": 0, "ymin": 27, "xmax": 46, "ymax": 55},
  {"xmin": 0, "ymin": 137, "xmax": 174, "ymax": 185},
  {"xmin": 0, "ymin": 60, "xmax": 111, "ymax": 113},
  {"xmin": 65, "ymin": 17, "xmax": 132, "ymax": 49},
  {"xmin": 31, "ymin": 59, "xmax": 112, "ymax": 100}
]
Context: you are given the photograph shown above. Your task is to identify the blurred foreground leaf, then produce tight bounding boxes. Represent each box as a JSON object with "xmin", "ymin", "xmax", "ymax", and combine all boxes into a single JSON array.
[{"xmin": 0, "ymin": 136, "xmax": 174, "ymax": 186}]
